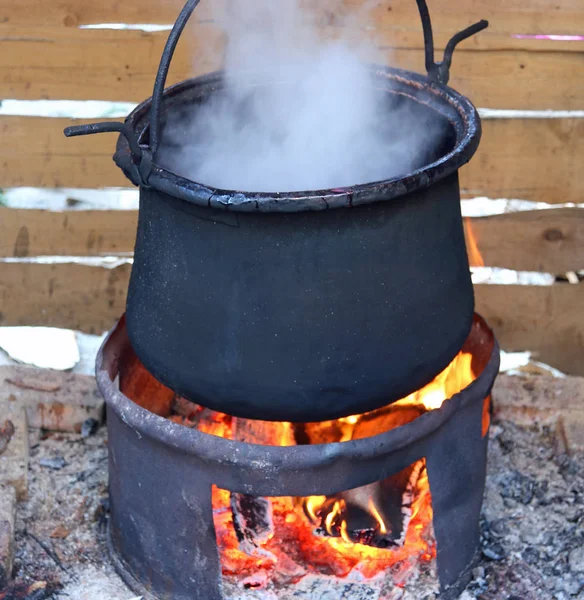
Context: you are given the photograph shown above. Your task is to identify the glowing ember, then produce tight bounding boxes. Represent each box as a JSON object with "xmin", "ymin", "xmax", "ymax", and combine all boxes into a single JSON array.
[{"xmin": 186, "ymin": 347, "xmax": 481, "ymax": 583}]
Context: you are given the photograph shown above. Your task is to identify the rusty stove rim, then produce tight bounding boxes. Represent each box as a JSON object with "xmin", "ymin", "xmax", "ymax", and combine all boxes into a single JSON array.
[
  {"xmin": 97, "ymin": 313, "xmax": 500, "ymax": 473},
  {"xmin": 113, "ymin": 65, "xmax": 482, "ymax": 212}
]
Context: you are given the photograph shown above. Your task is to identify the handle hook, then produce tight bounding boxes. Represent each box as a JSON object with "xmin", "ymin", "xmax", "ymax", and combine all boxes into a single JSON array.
[{"xmin": 415, "ymin": 0, "xmax": 488, "ymax": 85}]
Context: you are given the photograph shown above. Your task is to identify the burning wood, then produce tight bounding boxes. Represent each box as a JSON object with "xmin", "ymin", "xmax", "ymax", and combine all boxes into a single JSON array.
[
  {"xmin": 229, "ymin": 419, "xmax": 295, "ymax": 554},
  {"xmin": 230, "ymin": 494, "xmax": 274, "ymax": 556},
  {"xmin": 306, "ymin": 462, "xmax": 426, "ymax": 549}
]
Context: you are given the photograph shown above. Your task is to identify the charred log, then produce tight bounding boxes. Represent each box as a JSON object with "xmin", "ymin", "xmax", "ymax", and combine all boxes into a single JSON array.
[
  {"xmin": 229, "ymin": 418, "xmax": 295, "ymax": 553},
  {"xmin": 230, "ymin": 494, "xmax": 273, "ymax": 555}
]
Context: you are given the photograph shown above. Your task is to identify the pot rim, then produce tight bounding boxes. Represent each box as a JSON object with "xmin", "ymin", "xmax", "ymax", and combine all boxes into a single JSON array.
[
  {"xmin": 96, "ymin": 314, "xmax": 499, "ymax": 474},
  {"xmin": 116, "ymin": 66, "xmax": 482, "ymax": 213}
]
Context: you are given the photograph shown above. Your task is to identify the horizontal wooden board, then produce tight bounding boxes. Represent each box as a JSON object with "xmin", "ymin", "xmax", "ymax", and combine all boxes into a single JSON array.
[
  {"xmin": 0, "ymin": 208, "xmax": 138, "ymax": 258},
  {"xmin": 464, "ymin": 209, "xmax": 584, "ymax": 273},
  {"xmin": 1, "ymin": 116, "xmax": 582, "ymax": 204},
  {"xmin": 0, "ymin": 260, "xmax": 582, "ymax": 375},
  {"xmin": 475, "ymin": 282, "xmax": 584, "ymax": 377},
  {"xmin": 0, "ymin": 261, "xmax": 131, "ymax": 335},
  {"xmin": 0, "ymin": 116, "xmax": 127, "ymax": 188},
  {"xmin": 2, "ymin": 207, "xmax": 583, "ymax": 274},
  {"xmin": 0, "ymin": 0, "xmax": 582, "ymax": 43},
  {"xmin": 461, "ymin": 118, "xmax": 584, "ymax": 204},
  {"xmin": 0, "ymin": 25, "xmax": 223, "ymax": 104},
  {"xmin": 0, "ymin": 25, "xmax": 583, "ymax": 108}
]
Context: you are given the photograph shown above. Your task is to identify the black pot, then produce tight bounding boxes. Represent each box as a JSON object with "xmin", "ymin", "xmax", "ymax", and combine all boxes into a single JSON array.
[{"xmin": 65, "ymin": 0, "xmax": 487, "ymax": 422}]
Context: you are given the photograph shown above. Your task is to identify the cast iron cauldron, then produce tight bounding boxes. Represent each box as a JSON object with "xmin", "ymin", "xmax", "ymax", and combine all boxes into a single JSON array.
[{"xmin": 65, "ymin": 0, "xmax": 488, "ymax": 422}]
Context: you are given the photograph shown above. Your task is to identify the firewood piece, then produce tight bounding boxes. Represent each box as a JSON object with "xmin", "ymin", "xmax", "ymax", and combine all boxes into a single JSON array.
[
  {"xmin": 229, "ymin": 417, "xmax": 295, "ymax": 553},
  {"xmin": 0, "ymin": 366, "xmax": 104, "ymax": 433},
  {"xmin": 295, "ymin": 420, "xmax": 345, "ymax": 445},
  {"xmin": 351, "ymin": 405, "xmax": 426, "ymax": 441},
  {"xmin": 233, "ymin": 418, "xmax": 295, "ymax": 446},
  {"xmin": 0, "ymin": 486, "xmax": 16, "ymax": 588},
  {"xmin": 313, "ymin": 461, "xmax": 425, "ymax": 549},
  {"xmin": 297, "ymin": 404, "xmax": 425, "ymax": 445},
  {"xmin": 0, "ymin": 402, "xmax": 28, "ymax": 501},
  {"xmin": 167, "ymin": 415, "xmax": 196, "ymax": 428},
  {"xmin": 171, "ymin": 396, "xmax": 202, "ymax": 421},
  {"xmin": 230, "ymin": 493, "xmax": 273, "ymax": 554}
]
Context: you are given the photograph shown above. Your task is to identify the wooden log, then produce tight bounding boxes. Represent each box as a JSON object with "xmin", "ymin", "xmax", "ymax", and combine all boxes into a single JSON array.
[
  {"xmin": 313, "ymin": 461, "xmax": 425, "ymax": 548},
  {"xmin": 0, "ymin": 366, "xmax": 105, "ymax": 433},
  {"xmin": 0, "ymin": 24, "xmax": 582, "ymax": 109},
  {"xmin": 2, "ymin": 116, "xmax": 583, "ymax": 204},
  {"xmin": 230, "ymin": 418, "xmax": 295, "ymax": 555}
]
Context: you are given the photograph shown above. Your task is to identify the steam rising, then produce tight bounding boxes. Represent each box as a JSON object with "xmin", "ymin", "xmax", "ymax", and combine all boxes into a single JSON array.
[{"xmin": 159, "ymin": 0, "xmax": 444, "ymax": 193}]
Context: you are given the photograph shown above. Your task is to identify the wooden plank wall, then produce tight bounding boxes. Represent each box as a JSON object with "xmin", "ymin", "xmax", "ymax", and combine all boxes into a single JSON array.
[{"xmin": 0, "ymin": 0, "xmax": 583, "ymax": 375}]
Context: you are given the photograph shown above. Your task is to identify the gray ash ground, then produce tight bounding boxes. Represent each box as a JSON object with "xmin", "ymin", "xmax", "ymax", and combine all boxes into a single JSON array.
[{"xmin": 8, "ymin": 416, "xmax": 584, "ymax": 600}]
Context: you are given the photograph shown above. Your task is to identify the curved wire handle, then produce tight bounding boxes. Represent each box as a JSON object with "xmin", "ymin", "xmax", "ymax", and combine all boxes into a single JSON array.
[
  {"xmin": 64, "ymin": 0, "xmax": 487, "ymax": 185},
  {"xmin": 149, "ymin": 0, "xmax": 201, "ymax": 155}
]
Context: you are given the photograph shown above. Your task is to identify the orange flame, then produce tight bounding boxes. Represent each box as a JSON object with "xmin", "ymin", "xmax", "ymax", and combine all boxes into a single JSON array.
[
  {"xmin": 369, "ymin": 498, "xmax": 388, "ymax": 535},
  {"xmin": 465, "ymin": 218, "xmax": 485, "ymax": 267}
]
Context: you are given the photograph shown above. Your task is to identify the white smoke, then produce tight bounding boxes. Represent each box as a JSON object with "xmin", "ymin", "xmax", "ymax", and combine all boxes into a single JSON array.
[{"xmin": 160, "ymin": 0, "xmax": 444, "ymax": 193}]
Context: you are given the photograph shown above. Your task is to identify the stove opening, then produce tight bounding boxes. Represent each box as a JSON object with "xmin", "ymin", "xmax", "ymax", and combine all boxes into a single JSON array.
[{"xmin": 212, "ymin": 462, "xmax": 433, "ymax": 589}]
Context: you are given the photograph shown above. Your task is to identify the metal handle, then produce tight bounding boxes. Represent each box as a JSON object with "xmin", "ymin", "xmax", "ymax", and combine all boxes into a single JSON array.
[
  {"xmin": 415, "ymin": 0, "xmax": 488, "ymax": 85},
  {"xmin": 64, "ymin": 0, "xmax": 487, "ymax": 185},
  {"xmin": 149, "ymin": 0, "xmax": 201, "ymax": 155},
  {"xmin": 63, "ymin": 0, "xmax": 202, "ymax": 186}
]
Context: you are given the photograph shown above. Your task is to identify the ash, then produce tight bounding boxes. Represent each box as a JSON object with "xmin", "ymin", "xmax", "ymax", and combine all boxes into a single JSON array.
[{"xmin": 9, "ymin": 418, "xmax": 584, "ymax": 600}]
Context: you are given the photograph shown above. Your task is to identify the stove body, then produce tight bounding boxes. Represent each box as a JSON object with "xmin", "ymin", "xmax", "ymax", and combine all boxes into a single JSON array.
[{"xmin": 97, "ymin": 316, "xmax": 499, "ymax": 600}]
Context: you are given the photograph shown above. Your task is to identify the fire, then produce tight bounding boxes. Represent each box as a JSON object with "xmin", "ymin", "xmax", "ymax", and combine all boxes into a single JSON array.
[
  {"xmin": 369, "ymin": 498, "xmax": 388, "ymax": 535},
  {"xmin": 465, "ymin": 218, "xmax": 485, "ymax": 267},
  {"xmin": 193, "ymin": 348, "xmax": 481, "ymax": 585},
  {"xmin": 398, "ymin": 350, "xmax": 475, "ymax": 411}
]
